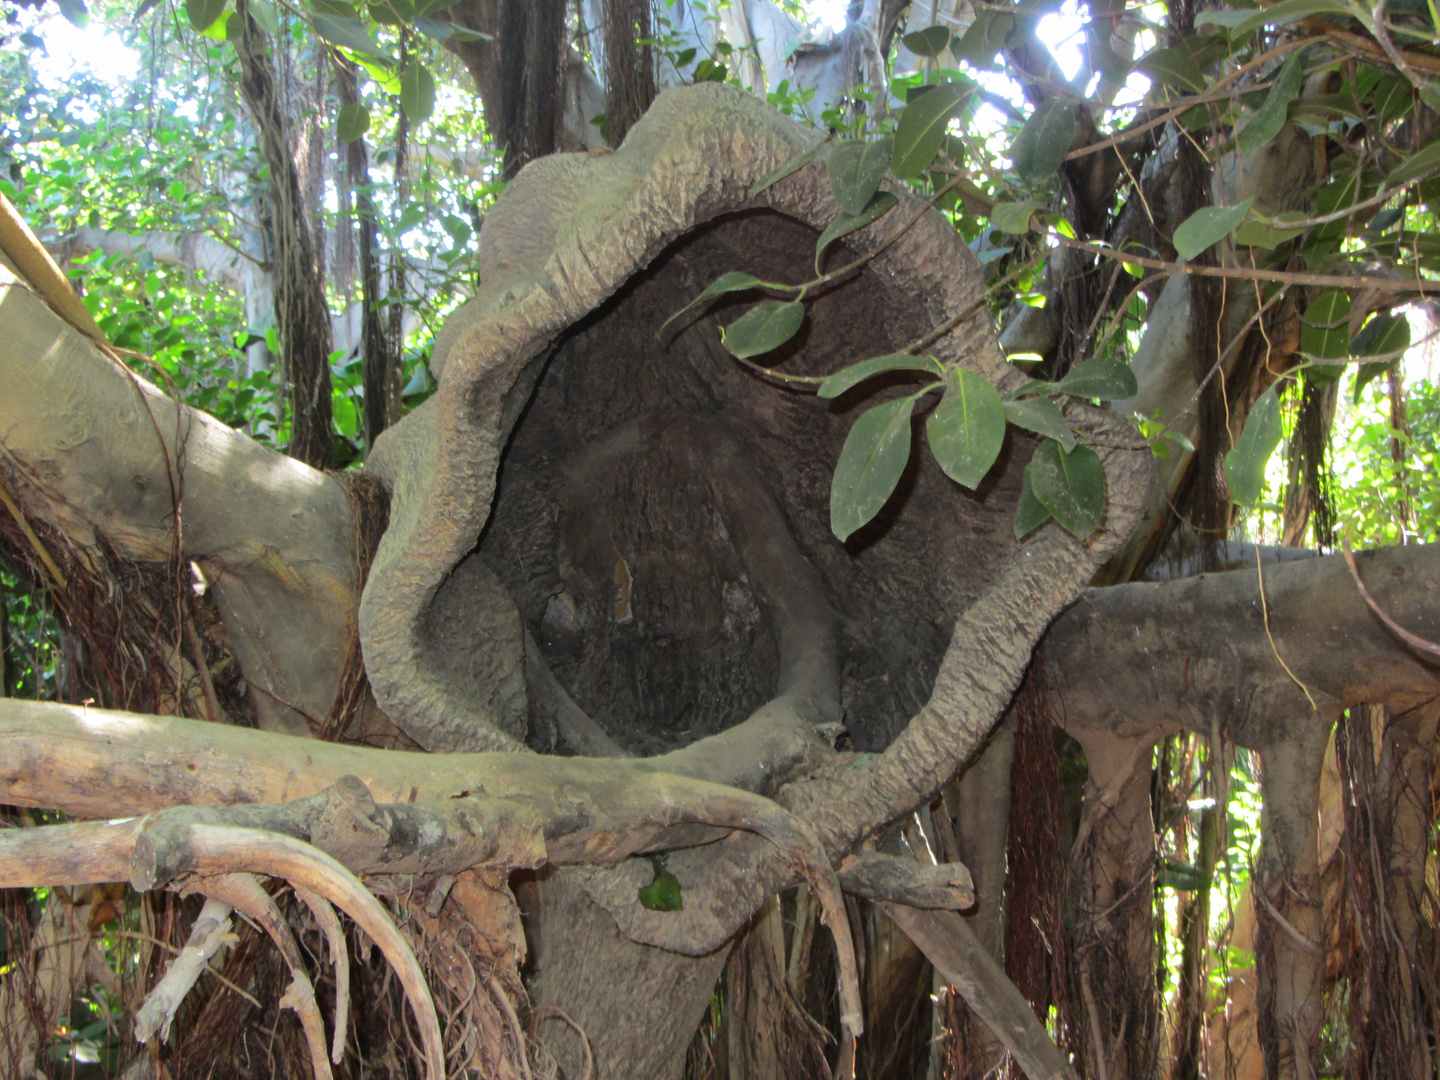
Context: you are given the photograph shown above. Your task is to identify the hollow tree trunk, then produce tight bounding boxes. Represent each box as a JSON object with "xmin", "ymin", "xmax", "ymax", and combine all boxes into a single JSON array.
[{"xmin": 233, "ymin": 0, "xmax": 335, "ymax": 469}]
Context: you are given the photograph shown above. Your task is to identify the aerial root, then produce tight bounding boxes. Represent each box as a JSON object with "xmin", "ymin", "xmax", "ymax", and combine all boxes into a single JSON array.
[
  {"xmin": 530, "ymin": 1006, "xmax": 593, "ymax": 1080},
  {"xmin": 292, "ymin": 886, "xmax": 350, "ymax": 1064},
  {"xmin": 132, "ymin": 896, "xmax": 236, "ymax": 1043},
  {"xmin": 136, "ymin": 824, "xmax": 445, "ymax": 1080}
]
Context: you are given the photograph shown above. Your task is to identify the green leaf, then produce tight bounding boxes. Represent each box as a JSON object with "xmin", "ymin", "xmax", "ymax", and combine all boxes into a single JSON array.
[
  {"xmin": 815, "ymin": 192, "xmax": 897, "ymax": 270},
  {"xmin": 312, "ymin": 13, "xmax": 387, "ymax": 56},
  {"xmin": 828, "ymin": 138, "xmax": 893, "ymax": 216},
  {"xmin": 1301, "ymin": 288, "xmax": 1351, "ymax": 328},
  {"xmin": 1353, "ymin": 360, "xmax": 1397, "ymax": 402},
  {"xmin": 892, "ymin": 84, "xmax": 966, "ymax": 180},
  {"xmin": 818, "ymin": 353, "xmax": 937, "ymax": 399},
  {"xmin": 1233, "ymin": 211, "xmax": 1308, "ymax": 248},
  {"xmin": 1224, "ymin": 384, "xmax": 1284, "ymax": 506},
  {"xmin": 1238, "ymin": 53, "xmax": 1303, "ymax": 157},
  {"xmin": 1052, "ymin": 355, "xmax": 1138, "ymax": 400},
  {"xmin": 400, "ymin": 63, "xmax": 436, "ymax": 124},
  {"xmin": 903, "ymin": 25, "xmax": 952, "ymax": 56},
  {"xmin": 989, "ymin": 199, "xmax": 1040, "ymax": 234},
  {"xmin": 749, "ymin": 139, "xmax": 825, "ymax": 198},
  {"xmin": 134, "ymin": 0, "xmax": 162, "ymax": 19},
  {"xmin": 185, "ymin": 0, "xmax": 226, "ymax": 31},
  {"xmin": 954, "ymin": 10, "xmax": 1013, "ymax": 64},
  {"xmin": 1351, "ymin": 311, "xmax": 1410, "ymax": 359},
  {"xmin": 1014, "ymin": 466, "xmax": 1053, "ymax": 538},
  {"xmin": 337, "ymin": 103, "xmax": 371, "ymax": 143},
  {"xmin": 1137, "ymin": 47, "xmax": 1207, "ymax": 93},
  {"xmin": 926, "ymin": 367, "xmax": 1006, "ymax": 489},
  {"xmin": 659, "ymin": 271, "xmax": 769, "ymax": 337},
  {"xmin": 831, "ymin": 397, "xmax": 916, "ymax": 541},
  {"xmin": 722, "ymin": 300, "xmax": 805, "ymax": 358},
  {"xmin": 1172, "ymin": 197, "xmax": 1254, "ymax": 260},
  {"xmin": 412, "ymin": 16, "xmax": 454, "ymax": 39},
  {"xmin": 637, "ymin": 862, "xmax": 683, "ymax": 912},
  {"xmin": 1009, "ymin": 100, "xmax": 1075, "ymax": 182},
  {"xmin": 1388, "ymin": 138, "xmax": 1440, "ymax": 185},
  {"xmin": 1228, "ymin": 0, "xmax": 1352, "ymax": 38},
  {"xmin": 53, "ymin": 0, "xmax": 89, "ymax": 28},
  {"xmin": 1028, "ymin": 439, "xmax": 1105, "ymax": 538},
  {"xmin": 1004, "ymin": 396, "xmax": 1076, "ymax": 450}
]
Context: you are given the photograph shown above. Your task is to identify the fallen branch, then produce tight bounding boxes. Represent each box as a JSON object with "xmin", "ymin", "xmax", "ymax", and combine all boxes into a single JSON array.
[{"xmin": 133, "ymin": 897, "xmax": 235, "ymax": 1043}]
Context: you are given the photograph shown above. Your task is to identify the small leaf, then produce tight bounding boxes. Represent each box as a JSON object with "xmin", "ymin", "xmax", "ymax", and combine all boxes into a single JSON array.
[
  {"xmin": 903, "ymin": 24, "xmax": 952, "ymax": 57},
  {"xmin": 1237, "ymin": 52, "xmax": 1303, "ymax": 157},
  {"xmin": 1009, "ymin": 100, "xmax": 1075, "ymax": 182},
  {"xmin": 828, "ymin": 138, "xmax": 893, "ymax": 216},
  {"xmin": 831, "ymin": 398, "xmax": 916, "ymax": 541},
  {"xmin": 1137, "ymin": 47, "xmax": 1207, "ymax": 93},
  {"xmin": 1004, "ymin": 396, "xmax": 1076, "ymax": 450},
  {"xmin": 312, "ymin": 13, "xmax": 387, "ymax": 56},
  {"xmin": 954, "ymin": 9, "xmax": 1013, "ymax": 64},
  {"xmin": 185, "ymin": 0, "xmax": 225, "ymax": 31},
  {"xmin": 1052, "ymin": 355, "xmax": 1138, "ymax": 400},
  {"xmin": 1172, "ymin": 197, "xmax": 1254, "ymax": 260},
  {"xmin": 1388, "ymin": 138, "xmax": 1440, "ymax": 185},
  {"xmin": 892, "ymin": 83, "xmax": 966, "ymax": 180},
  {"xmin": 637, "ymin": 862, "xmax": 683, "ymax": 912},
  {"xmin": 1224, "ymin": 384, "xmax": 1284, "ymax": 506},
  {"xmin": 989, "ymin": 199, "xmax": 1040, "ymax": 234},
  {"xmin": 926, "ymin": 367, "xmax": 1006, "ymax": 489},
  {"xmin": 1029, "ymin": 439, "xmax": 1105, "ymax": 539},
  {"xmin": 337, "ymin": 103, "xmax": 371, "ymax": 143},
  {"xmin": 815, "ymin": 192, "xmax": 897, "ymax": 270},
  {"xmin": 722, "ymin": 300, "xmax": 805, "ymax": 358},
  {"xmin": 1014, "ymin": 466, "xmax": 1053, "ymax": 538},
  {"xmin": 659, "ymin": 271, "xmax": 768, "ymax": 337},
  {"xmin": 400, "ymin": 63, "xmax": 436, "ymax": 124},
  {"xmin": 818, "ymin": 353, "xmax": 937, "ymax": 399},
  {"xmin": 749, "ymin": 139, "xmax": 826, "ymax": 198}
]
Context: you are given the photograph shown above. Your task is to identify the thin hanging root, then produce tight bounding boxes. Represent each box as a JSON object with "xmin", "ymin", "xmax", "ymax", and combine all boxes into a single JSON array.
[
  {"xmin": 136, "ymin": 825, "xmax": 444, "ymax": 1080},
  {"xmin": 530, "ymin": 1005, "xmax": 593, "ymax": 1080},
  {"xmin": 133, "ymin": 896, "xmax": 235, "ymax": 1043},
  {"xmin": 293, "ymin": 886, "xmax": 350, "ymax": 1065},
  {"xmin": 190, "ymin": 873, "xmax": 332, "ymax": 1080}
]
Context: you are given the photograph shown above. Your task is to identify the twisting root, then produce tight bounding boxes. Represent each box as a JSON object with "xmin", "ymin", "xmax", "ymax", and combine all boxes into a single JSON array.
[
  {"xmin": 530, "ymin": 1005, "xmax": 593, "ymax": 1080},
  {"xmin": 292, "ymin": 886, "xmax": 350, "ymax": 1064},
  {"xmin": 188, "ymin": 874, "xmax": 333, "ymax": 1080},
  {"xmin": 135, "ymin": 825, "xmax": 444, "ymax": 1080}
]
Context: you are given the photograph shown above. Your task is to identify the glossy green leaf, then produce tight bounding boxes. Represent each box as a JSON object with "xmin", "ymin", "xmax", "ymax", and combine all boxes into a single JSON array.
[
  {"xmin": 892, "ymin": 84, "xmax": 966, "ymax": 179},
  {"xmin": 815, "ymin": 192, "xmax": 897, "ymax": 270},
  {"xmin": 1004, "ymin": 396, "xmax": 1076, "ymax": 450},
  {"xmin": 828, "ymin": 138, "xmax": 893, "ymax": 216},
  {"xmin": 831, "ymin": 397, "xmax": 916, "ymax": 541},
  {"xmin": 1238, "ymin": 52, "xmax": 1303, "ymax": 157},
  {"xmin": 1014, "ymin": 466, "xmax": 1052, "ymax": 538},
  {"xmin": 248, "ymin": 0, "xmax": 279, "ymax": 33},
  {"xmin": 903, "ymin": 25, "xmax": 952, "ymax": 57},
  {"xmin": 413, "ymin": 16, "xmax": 454, "ymax": 39},
  {"xmin": 1301, "ymin": 289, "xmax": 1351, "ymax": 328},
  {"xmin": 1173, "ymin": 197, "xmax": 1254, "ymax": 260},
  {"xmin": 1351, "ymin": 311, "xmax": 1410, "ymax": 360},
  {"xmin": 954, "ymin": 10, "xmax": 1013, "ymax": 64},
  {"xmin": 660, "ymin": 271, "xmax": 768, "ymax": 337},
  {"xmin": 722, "ymin": 300, "xmax": 805, "ymax": 358},
  {"xmin": 926, "ymin": 367, "xmax": 1006, "ymax": 489},
  {"xmin": 185, "ymin": 0, "xmax": 225, "ymax": 31},
  {"xmin": 311, "ymin": 13, "xmax": 387, "ymax": 56},
  {"xmin": 1233, "ymin": 212, "xmax": 1308, "ymax": 248},
  {"xmin": 1052, "ymin": 355, "xmax": 1138, "ymax": 400},
  {"xmin": 637, "ymin": 862, "xmax": 683, "ymax": 912},
  {"xmin": 1353, "ymin": 360, "xmax": 1397, "ymax": 402},
  {"xmin": 1028, "ymin": 439, "xmax": 1105, "ymax": 538},
  {"xmin": 337, "ymin": 103, "xmax": 370, "ymax": 143},
  {"xmin": 1388, "ymin": 138, "xmax": 1440, "ymax": 185},
  {"xmin": 749, "ymin": 139, "xmax": 826, "ymax": 198},
  {"xmin": 1009, "ymin": 100, "xmax": 1075, "ymax": 182},
  {"xmin": 990, "ymin": 199, "xmax": 1040, "ymax": 234},
  {"xmin": 1224, "ymin": 384, "xmax": 1284, "ymax": 506},
  {"xmin": 400, "ymin": 63, "xmax": 436, "ymax": 124},
  {"xmin": 818, "ymin": 353, "xmax": 937, "ymax": 399},
  {"xmin": 1300, "ymin": 289, "xmax": 1351, "ymax": 361},
  {"xmin": 1228, "ymin": 0, "xmax": 1352, "ymax": 38},
  {"xmin": 1137, "ymin": 47, "xmax": 1207, "ymax": 93}
]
